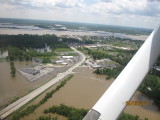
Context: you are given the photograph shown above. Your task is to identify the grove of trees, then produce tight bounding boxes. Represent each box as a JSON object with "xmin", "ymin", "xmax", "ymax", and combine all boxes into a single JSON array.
[
  {"xmin": 0, "ymin": 34, "xmax": 71, "ymax": 61},
  {"xmin": 79, "ymin": 46, "xmax": 160, "ymax": 108},
  {"xmin": 94, "ymin": 67, "xmax": 123, "ymax": 79},
  {"xmin": 78, "ymin": 47, "xmax": 134, "ymax": 66},
  {"xmin": 10, "ymin": 61, "xmax": 16, "ymax": 76},
  {"xmin": 118, "ymin": 113, "xmax": 148, "ymax": 120},
  {"xmin": 139, "ymin": 74, "xmax": 160, "ymax": 108},
  {"xmin": 43, "ymin": 104, "xmax": 148, "ymax": 120},
  {"xmin": 0, "ymin": 34, "xmax": 59, "ymax": 48},
  {"xmin": 44, "ymin": 104, "xmax": 88, "ymax": 120},
  {"xmin": 36, "ymin": 115, "xmax": 58, "ymax": 120}
]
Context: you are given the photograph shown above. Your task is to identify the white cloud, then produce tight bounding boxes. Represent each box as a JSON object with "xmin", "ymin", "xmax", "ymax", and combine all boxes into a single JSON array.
[
  {"xmin": 89, "ymin": 0, "xmax": 158, "ymax": 16},
  {"xmin": 0, "ymin": 0, "xmax": 159, "ymax": 28}
]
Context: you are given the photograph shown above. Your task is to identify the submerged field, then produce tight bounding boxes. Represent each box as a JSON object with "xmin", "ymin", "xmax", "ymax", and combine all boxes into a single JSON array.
[
  {"xmin": 7, "ymin": 67, "xmax": 160, "ymax": 120},
  {"xmin": 0, "ymin": 61, "xmax": 71, "ymax": 109}
]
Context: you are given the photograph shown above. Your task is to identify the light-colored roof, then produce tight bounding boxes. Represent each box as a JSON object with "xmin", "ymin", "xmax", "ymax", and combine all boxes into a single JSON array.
[{"xmin": 61, "ymin": 56, "xmax": 74, "ymax": 58}]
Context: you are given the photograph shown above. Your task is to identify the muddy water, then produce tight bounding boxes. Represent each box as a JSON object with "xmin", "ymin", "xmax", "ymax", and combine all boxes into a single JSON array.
[
  {"xmin": 124, "ymin": 91, "xmax": 160, "ymax": 120},
  {"xmin": 21, "ymin": 67, "xmax": 113, "ymax": 120},
  {"xmin": 0, "ymin": 61, "xmax": 69, "ymax": 108},
  {"xmin": 21, "ymin": 67, "xmax": 160, "ymax": 120},
  {"xmin": 0, "ymin": 61, "xmax": 33, "ymax": 107},
  {"xmin": 0, "ymin": 28, "xmax": 148, "ymax": 40}
]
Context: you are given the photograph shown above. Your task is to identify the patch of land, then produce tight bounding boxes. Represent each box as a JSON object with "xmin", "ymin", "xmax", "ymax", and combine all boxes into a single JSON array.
[{"xmin": 19, "ymin": 64, "xmax": 54, "ymax": 82}]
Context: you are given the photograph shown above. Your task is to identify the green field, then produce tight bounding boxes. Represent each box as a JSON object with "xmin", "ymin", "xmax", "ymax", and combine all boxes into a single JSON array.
[{"xmin": 54, "ymin": 48, "xmax": 73, "ymax": 52}]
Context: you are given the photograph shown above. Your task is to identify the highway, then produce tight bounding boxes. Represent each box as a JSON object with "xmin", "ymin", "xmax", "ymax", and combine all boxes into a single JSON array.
[{"xmin": 0, "ymin": 47, "xmax": 86, "ymax": 120}]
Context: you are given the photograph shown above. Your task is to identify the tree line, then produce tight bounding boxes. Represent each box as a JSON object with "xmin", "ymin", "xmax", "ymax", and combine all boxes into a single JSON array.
[
  {"xmin": 118, "ymin": 113, "xmax": 148, "ymax": 120},
  {"xmin": 42, "ymin": 104, "xmax": 148, "ymax": 120},
  {"xmin": 94, "ymin": 67, "xmax": 124, "ymax": 79},
  {"xmin": 0, "ymin": 34, "xmax": 71, "ymax": 61},
  {"xmin": 11, "ymin": 75, "xmax": 73, "ymax": 120},
  {"xmin": 0, "ymin": 34, "xmax": 59, "ymax": 48},
  {"xmin": 36, "ymin": 115, "xmax": 58, "ymax": 120},
  {"xmin": 6, "ymin": 46, "xmax": 57, "ymax": 61},
  {"xmin": 44, "ymin": 104, "xmax": 87, "ymax": 120},
  {"xmin": 139, "ymin": 74, "xmax": 160, "ymax": 108},
  {"xmin": 62, "ymin": 37, "xmax": 95, "ymax": 44}
]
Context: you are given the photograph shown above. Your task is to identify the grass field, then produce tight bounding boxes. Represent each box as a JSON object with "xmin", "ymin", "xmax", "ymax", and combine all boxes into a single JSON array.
[{"xmin": 54, "ymin": 48, "xmax": 73, "ymax": 52}]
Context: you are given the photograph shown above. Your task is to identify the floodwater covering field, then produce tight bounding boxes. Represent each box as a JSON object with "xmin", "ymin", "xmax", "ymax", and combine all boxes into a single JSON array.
[
  {"xmin": 17, "ymin": 67, "xmax": 160, "ymax": 120},
  {"xmin": 0, "ymin": 61, "xmax": 71, "ymax": 108},
  {"xmin": 125, "ymin": 91, "xmax": 160, "ymax": 120},
  {"xmin": 0, "ymin": 28, "xmax": 148, "ymax": 41}
]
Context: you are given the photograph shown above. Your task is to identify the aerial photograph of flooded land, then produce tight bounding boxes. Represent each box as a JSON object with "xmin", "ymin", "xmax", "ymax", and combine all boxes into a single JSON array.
[{"xmin": 0, "ymin": 0, "xmax": 160, "ymax": 120}]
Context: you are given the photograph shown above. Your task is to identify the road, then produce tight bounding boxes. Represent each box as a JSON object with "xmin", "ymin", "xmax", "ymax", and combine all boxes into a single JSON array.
[{"xmin": 0, "ymin": 47, "xmax": 86, "ymax": 120}]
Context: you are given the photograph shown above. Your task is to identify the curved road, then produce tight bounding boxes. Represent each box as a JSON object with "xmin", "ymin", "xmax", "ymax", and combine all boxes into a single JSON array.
[{"xmin": 0, "ymin": 47, "xmax": 86, "ymax": 120}]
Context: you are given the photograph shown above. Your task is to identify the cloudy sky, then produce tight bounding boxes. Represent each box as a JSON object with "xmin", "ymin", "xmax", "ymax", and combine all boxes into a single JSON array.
[{"xmin": 0, "ymin": 0, "xmax": 160, "ymax": 29}]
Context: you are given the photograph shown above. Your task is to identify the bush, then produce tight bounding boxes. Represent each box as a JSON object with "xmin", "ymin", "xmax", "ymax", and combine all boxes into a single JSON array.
[
  {"xmin": 118, "ymin": 113, "xmax": 148, "ymax": 120},
  {"xmin": 44, "ymin": 104, "xmax": 88, "ymax": 120},
  {"xmin": 36, "ymin": 115, "xmax": 58, "ymax": 120}
]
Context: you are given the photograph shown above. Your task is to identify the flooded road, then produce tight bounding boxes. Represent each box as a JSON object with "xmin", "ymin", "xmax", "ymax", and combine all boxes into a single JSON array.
[
  {"xmin": 0, "ymin": 61, "xmax": 70, "ymax": 108},
  {"xmin": 21, "ymin": 67, "xmax": 112, "ymax": 120},
  {"xmin": 20, "ymin": 67, "xmax": 160, "ymax": 120}
]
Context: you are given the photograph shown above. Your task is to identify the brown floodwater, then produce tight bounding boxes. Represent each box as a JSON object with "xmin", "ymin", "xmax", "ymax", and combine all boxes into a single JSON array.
[
  {"xmin": 124, "ymin": 91, "xmax": 160, "ymax": 120},
  {"xmin": 0, "ymin": 61, "xmax": 34, "ymax": 107},
  {"xmin": 20, "ymin": 67, "xmax": 160, "ymax": 120},
  {"xmin": 21, "ymin": 67, "xmax": 112, "ymax": 120},
  {"xmin": 0, "ymin": 28, "xmax": 148, "ymax": 40},
  {"xmin": 0, "ymin": 61, "xmax": 70, "ymax": 108}
]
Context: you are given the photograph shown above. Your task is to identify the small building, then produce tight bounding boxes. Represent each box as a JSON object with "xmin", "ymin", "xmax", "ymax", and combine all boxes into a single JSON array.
[
  {"xmin": 96, "ymin": 59, "xmax": 117, "ymax": 69},
  {"xmin": 0, "ymin": 51, "xmax": 8, "ymax": 58},
  {"xmin": 46, "ymin": 64, "xmax": 54, "ymax": 68},
  {"xmin": 96, "ymin": 59, "xmax": 112, "ymax": 63},
  {"xmin": 101, "ymin": 64, "xmax": 116, "ymax": 69},
  {"xmin": 154, "ymin": 66, "xmax": 160, "ymax": 71},
  {"xmin": 35, "ymin": 44, "xmax": 51, "ymax": 53},
  {"xmin": 35, "ymin": 48, "xmax": 45, "ymax": 53},
  {"xmin": 92, "ymin": 65, "xmax": 102, "ymax": 69},
  {"xmin": 33, "ymin": 58, "xmax": 41, "ymax": 62},
  {"xmin": 103, "ymin": 59, "xmax": 112, "ymax": 62},
  {"xmin": 147, "ymin": 87, "xmax": 152, "ymax": 91},
  {"xmin": 61, "ymin": 62, "xmax": 68, "ymax": 65},
  {"xmin": 61, "ymin": 56, "xmax": 74, "ymax": 59},
  {"xmin": 89, "ymin": 45, "xmax": 97, "ymax": 48},
  {"xmin": 55, "ymin": 60, "xmax": 64, "ymax": 64},
  {"xmin": 21, "ymin": 68, "xmax": 40, "ymax": 75}
]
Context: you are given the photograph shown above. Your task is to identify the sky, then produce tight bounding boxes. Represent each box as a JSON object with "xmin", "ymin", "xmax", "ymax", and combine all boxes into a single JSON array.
[{"xmin": 0, "ymin": 0, "xmax": 160, "ymax": 29}]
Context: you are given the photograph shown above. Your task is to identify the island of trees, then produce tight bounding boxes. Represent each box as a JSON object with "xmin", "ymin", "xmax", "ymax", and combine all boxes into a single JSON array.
[{"xmin": 10, "ymin": 61, "xmax": 16, "ymax": 76}]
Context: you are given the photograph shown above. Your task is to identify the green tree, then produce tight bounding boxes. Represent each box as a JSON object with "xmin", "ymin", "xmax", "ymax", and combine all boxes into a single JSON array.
[{"xmin": 10, "ymin": 61, "xmax": 16, "ymax": 77}]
